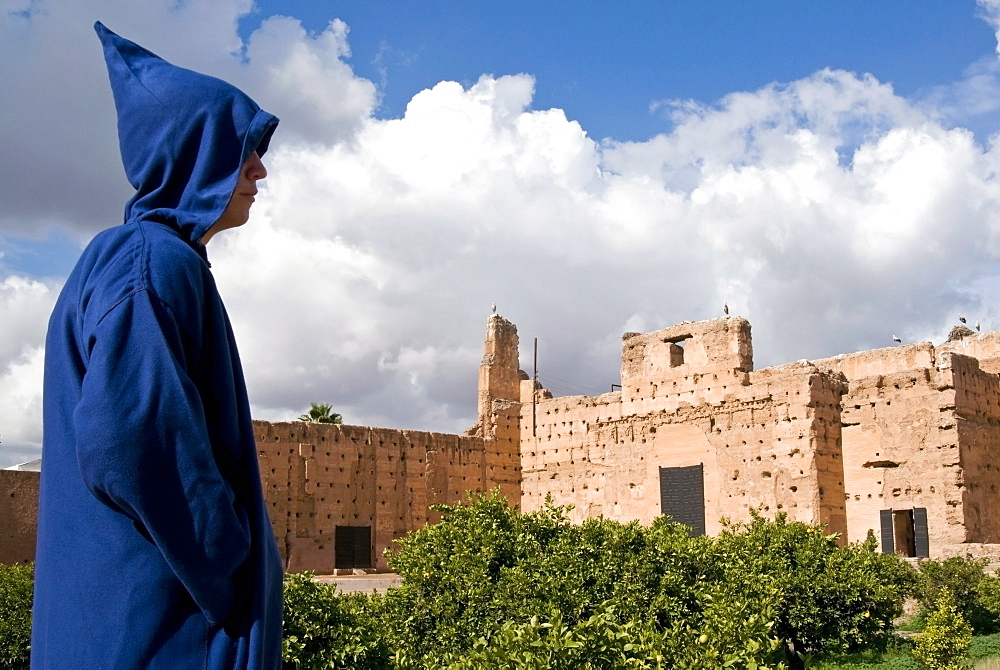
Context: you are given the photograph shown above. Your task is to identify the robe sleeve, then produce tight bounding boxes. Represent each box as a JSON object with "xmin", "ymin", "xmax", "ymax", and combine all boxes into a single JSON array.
[{"xmin": 73, "ymin": 287, "xmax": 251, "ymax": 625}]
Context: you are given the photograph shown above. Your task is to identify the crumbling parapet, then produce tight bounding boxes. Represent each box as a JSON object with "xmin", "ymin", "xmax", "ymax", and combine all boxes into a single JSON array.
[{"xmin": 620, "ymin": 317, "xmax": 753, "ymax": 404}]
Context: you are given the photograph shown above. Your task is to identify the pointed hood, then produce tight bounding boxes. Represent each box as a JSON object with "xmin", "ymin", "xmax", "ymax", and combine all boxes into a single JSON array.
[{"xmin": 95, "ymin": 21, "xmax": 278, "ymax": 244}]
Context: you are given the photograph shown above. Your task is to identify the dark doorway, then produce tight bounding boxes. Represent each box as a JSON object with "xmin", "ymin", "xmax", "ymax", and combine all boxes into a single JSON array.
[
  {"xmin": 880, "ymin": 508, "xmax": 928, "ymax": 558},
  {"xmin": 659, "ymin": 464, "xmax": 706, "ymax": 536},
  {"xmin": 892, "ymin": 509, "xmax": 915, "ymax": 557},
  {"xmin": 335, "ymin": 525, "xmax": 372, "ymax": 569}
]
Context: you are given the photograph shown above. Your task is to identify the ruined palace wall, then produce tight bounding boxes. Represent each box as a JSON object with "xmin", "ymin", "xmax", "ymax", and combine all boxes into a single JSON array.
[
  {"xmin": 478, "ymin": 315, "xmax": 522, "ymax": 423},
  {"xmin": 940, "ymin": 332, "xmax": 1000, "ymax": 374},
  {"xmin": 255, "ymin": 421, "xmax": 509, "ymax": 573},
  {"xmin": 484, "ymin": 400, "xmax": 522, "ymax": 507},
  {"xmin": 520, "ymin": 392, "xmax": 625, "ymax": 522},
  {"xmin": 735, "ymin": 363, "xmax": 847, "ymax": 537},
  {"xmin": 520, "ymin": 360, "xmax": 847, "ymax": 538},
  {"xmin": 815, "ymin": 342, "xmax": 936, "ymax": 381},
  {"xmin": 948, "ymin": 353, "xmax": 1000, "ymax": 543},
  {"xmin": 0, "ymin": 470, "xmax": 39, "ymax": 564},
  {"xmin": 815, "ymin": 347, "xmax": 967, "ymax": 552},
  {"xmin": 620, "ymin": 318, "xmax": 753, "ymax": 406}
]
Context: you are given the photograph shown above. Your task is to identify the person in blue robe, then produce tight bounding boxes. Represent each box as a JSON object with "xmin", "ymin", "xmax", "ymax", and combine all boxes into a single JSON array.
[{"xmin": 31, "ymin": 22, "xmax": 283, "ymax": 669}]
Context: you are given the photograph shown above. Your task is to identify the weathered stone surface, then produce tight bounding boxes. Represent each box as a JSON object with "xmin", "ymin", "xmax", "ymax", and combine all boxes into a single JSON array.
[
  {"xmin": 509, "ymin": 321, "xmax": 1000, "ymax": 558},
  {"xmin": 255, "ymin": 419, "xmax": 519, "ymax": 573},
  {"xmin": 0, "ymin": 470, "xmax": 38, "ymax": 564},
  {"xmin": 519, "ymin": 318, "xmax": 848, "ymax": 540}
]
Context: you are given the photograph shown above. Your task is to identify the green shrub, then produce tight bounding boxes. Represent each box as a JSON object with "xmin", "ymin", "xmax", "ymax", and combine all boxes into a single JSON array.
[
  {"xmin": 435, "ymin": 608, "xmax": 666, "ymax": 670},
  {"xmin": 380, "ymin": 491, "xmax": 916, "ymax": 667},
  {"xmin": 380, "ymin": 491, "xmax": 573, "ymax": 663},
  {"xmin": 713, "ymin": 512, "xmax": 917, "ymax": 661},
  {"xmin": 261, "ymin": 491, "xmax": 927, "ymax": 667},
  {"xmin": 912, "ymin": 592, "xmax": 972, "ymax": 670},
  {"xmin": 379, "ymin": 491, "xmax": 788, "ymax": 668},
  {"xmin": 435, "ymin": 603, "xmax": 786, "ymax": 670},
  {"xmin": 917, "ymin": 558, "xmax": 997, "ymax": 634},
  {"xmin": 0, "ymin": 563, "xmax": 33, "ymax": 670},
  {"xmin": 974, "ymin": 574, "xmax": 1000, "ymax": 630},
  {"xmin": 281, "ymin": 571, "xmax": 388, "ymax": 669}
]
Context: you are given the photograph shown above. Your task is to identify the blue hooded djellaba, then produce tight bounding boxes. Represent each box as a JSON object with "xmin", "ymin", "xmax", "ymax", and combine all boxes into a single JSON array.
[{"xmin": 31, "ymin": 23, "xmax": 282, "ymax": 669}]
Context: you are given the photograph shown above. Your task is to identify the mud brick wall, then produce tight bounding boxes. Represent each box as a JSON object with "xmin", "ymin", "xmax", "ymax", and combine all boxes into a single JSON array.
[
  {"xmin": 519, "ymin": 318, "xmax": 848, "ymax": 539},
  {"xmin": 8, "ymin": 318, "xmax": 1000, "ymax": 571},
  {"xmin": 940, "ymin": 331, "xmax": 1000, "ymax": 374},
  {"xmin": 0, "ymin": 470, "xmax": 39, "ymax": 564},
  {"xmin": 255, "ymin": 421, "xmax": 518, "ymax": 573},
  {"xmin": 816, "ymin": 345, "xmax": 970, "ymax": 551},
  {"xmin": 948, "ymin": 353, "xmax": 1000, "ymax": 543}
]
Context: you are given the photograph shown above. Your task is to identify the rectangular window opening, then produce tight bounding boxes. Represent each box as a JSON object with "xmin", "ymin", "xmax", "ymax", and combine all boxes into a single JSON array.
[{"xmin": 663, "ymin": 335, "xmax": 690, "ymax": 368}]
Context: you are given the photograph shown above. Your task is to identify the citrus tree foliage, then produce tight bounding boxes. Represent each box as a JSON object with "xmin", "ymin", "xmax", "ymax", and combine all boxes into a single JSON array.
[
  {"xmin": 0, "ymin": 563, "xmax": 32, "ymax": 670},
  {"xmin": 712, "ymin": 512, "xmax": 918, "ymax": 659},
  {"xmin": 974, "ymin": 575, "xmax": 1000, "ymax": 628},
  {"xmin": 917, "ymin": 557, "xmax": 1000, "ymax": 634},
  {"xmin": 377, "ymin": 491, "xmax": 913, "ymax": 668},
  {"xmin": 281, "ymin": 572, "xmax": 388, "ymax": 669},
  {"xmin": 912, "ymin": 591, "xmax": 972, "ymax": 670}
]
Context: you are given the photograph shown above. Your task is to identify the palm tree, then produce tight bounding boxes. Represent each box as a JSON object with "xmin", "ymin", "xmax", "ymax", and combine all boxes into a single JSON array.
[{"xmin": 298, "ymin": 403, "xmax": 343, "ymax": 424}]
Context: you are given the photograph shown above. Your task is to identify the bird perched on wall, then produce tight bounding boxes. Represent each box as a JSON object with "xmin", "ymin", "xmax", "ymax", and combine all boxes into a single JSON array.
[
  {"xmin": 723, "ymin": 302, "xmax": 729, "ymax": 315},
  {"xmin": 976, "ymin": 321, "xmax": 981, "ymax": 332},
  {"xmin": 491, "ymin": 302, "xmax": 497, "ymax": 314},
  {"xmin": 892, "ymin": 335, "xmax": 902, "ymax": 344},
  {"xmin": 959, "ymin": 314, "xmax": 967, "ymax": 324}
]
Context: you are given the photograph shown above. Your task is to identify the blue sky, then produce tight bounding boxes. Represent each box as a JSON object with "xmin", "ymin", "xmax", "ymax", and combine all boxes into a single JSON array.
[
  {"xmin": 4, "ymin": 0, "xmax": 1000, "ymax": 466},
  {"xmin": 244, "ymin": 1, "xmax": 996, "ymax": 141}
]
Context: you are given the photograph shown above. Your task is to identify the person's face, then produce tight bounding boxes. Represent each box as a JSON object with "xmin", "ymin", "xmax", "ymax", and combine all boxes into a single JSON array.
[{"xmin": 202, "ymin": 151, "xmax": 267, "ymax": 244}]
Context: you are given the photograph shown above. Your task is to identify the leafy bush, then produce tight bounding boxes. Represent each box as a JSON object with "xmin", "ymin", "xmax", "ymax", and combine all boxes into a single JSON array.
[
  {"xmin": 281, "ymin": 571, "xmax": 388, "ymax": 669},
  {"xmin": 0, "ymin": 499, "xmax": 924, "ymax": 670},
  {"xmin": 0, "ymin": 563, "xmax": 32, "ymax": 670},
  {"xmin": 917, "ymin": 558, "xmax": 1000, "ymax": 634},
  {"xmin": 974, "ymin": 574, "xmax": 1000, "ymax": 628},
  {"xmin": 435, "ymin": 607, "xmax": 667, "ymax": 669},
  {"xmin": 428, "ymin": 594, "xmax": 785, "ymax": 670},
  {"xmin": 713, "ymin": 512, "xmax": 917, "ymax": 661},
  {"xmin": 379, "ymin": 492, "xmax": 788, "ymax": 668},
  {"xmin": 912, "ymin": 591, "xmax": 972, "ymax": 670},
  {"xmin": 377, "ymin": 491, "xmax": 916, "ymax": 668}
]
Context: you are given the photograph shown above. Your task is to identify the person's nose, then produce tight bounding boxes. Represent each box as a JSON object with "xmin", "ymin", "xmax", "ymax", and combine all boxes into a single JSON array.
[{"xmin": 249, "ymin": 152, "xmax": 267, "ymax": 181}]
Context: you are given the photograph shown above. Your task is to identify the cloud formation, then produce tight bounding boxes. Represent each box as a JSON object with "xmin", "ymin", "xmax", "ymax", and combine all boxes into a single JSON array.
[{"xmin": 3, "ymin": 1, "xmax": 1000, "ymax": 465}]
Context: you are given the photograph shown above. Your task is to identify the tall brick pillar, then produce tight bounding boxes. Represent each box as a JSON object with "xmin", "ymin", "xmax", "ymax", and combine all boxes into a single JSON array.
[
  {"xmin": 477, "ymin": 314, "xmax": 521, "ymax": 436},
  {"xmin": 472, "ymin": 314, "xmax": 523, "ymax": 506}
]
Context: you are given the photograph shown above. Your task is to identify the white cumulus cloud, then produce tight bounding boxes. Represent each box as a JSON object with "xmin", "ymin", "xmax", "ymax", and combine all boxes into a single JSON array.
[{"xmin": 0, "ymin": 275, "xmax": 57, "ymax": 461}]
